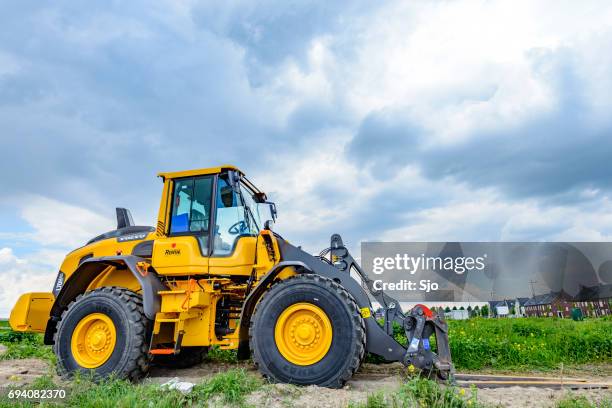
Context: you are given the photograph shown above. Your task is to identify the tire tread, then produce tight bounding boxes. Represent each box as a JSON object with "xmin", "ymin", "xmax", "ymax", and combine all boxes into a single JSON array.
[
  {"xmin": 250, "ymin": 273, "xmax": 366, "ymax": 388},
  {"xmin": 53, "ymin": 286, "xmax": 150, "ymax": 381}
]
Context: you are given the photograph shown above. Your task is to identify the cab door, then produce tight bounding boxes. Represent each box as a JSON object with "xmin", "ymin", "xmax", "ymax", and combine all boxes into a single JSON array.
[
  {"xmin": 208, "ymin": 173, "xmax": 258, "ymax": 276},
  {"xmin": 152, "ymin": 175, "xmax": 214, "ymax": 276}
]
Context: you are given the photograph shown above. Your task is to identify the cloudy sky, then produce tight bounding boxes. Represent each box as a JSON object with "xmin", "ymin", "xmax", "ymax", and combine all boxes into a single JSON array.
[{"xmin": 2, "ymin": 1, "xmax": 612, "ymax": 315}]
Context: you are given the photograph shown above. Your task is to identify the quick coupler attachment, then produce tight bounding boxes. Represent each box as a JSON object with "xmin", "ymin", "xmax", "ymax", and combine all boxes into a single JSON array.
[{"xmin": 401, "ymin": 304, "xmax": 455, "ymax": 382}]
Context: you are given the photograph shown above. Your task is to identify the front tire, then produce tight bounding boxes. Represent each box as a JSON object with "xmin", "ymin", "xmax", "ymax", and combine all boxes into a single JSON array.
[
  {"xmin": 54, "ymin": 287, "xmax": 150, "ymax": 380},
  {"xmin": 250, "ymin": 274, "xmax": 366, "ymax": 388}
]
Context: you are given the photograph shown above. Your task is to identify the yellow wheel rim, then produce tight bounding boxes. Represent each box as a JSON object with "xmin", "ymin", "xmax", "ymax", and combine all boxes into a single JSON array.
[
  {"xmin": 71, "ymin": 313, "xmax": 117, "ymax": 368},
  {"xmin": 274, "ymin": 303, "xmax": 333, "ymax": 366}
]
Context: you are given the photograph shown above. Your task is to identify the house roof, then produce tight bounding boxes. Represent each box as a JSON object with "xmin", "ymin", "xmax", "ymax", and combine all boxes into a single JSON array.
[
  {"xmin": 487, "ymin": 298, "xmax": 529, "ymax": 308},
  {"xmin": 575, "ymin": 283, "xmax": 612, "ymax": 301},
  {"xmin": 516, "ymin": 297, "xmax": 530, "ymax": 306},
  {"xmin": 488, "ymin": 300, "xmax": 506, "ymax": 308},
  {"xmin": 524, "ymin": 292, "xmax": 559, "ymax": 306},
  {"xmin": 524, "ymin": 285, "xmax": 612, "ymax": 305}
]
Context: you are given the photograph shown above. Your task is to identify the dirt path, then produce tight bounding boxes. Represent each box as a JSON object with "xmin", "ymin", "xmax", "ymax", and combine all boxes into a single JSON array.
[
  {"xmin": 476, "ymin": 386, "xmax": 611, "ymax": 408},
  {"xmin": 0, "ymin": 358, "xmax": 56, "ymax": 388},
  {"xmin": 146, "ymin": 362, "xmax": 611, "ymax": 407},
  {"xmin": 1, "ymin": 359, "xmax": 609, "ymax": 407}
]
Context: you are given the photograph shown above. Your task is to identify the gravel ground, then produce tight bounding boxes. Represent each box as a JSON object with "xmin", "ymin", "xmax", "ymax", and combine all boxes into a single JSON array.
[
  {"xmin": 0, "ymin": 359, "xmax": 610, "ymax": 407},
  {"xmin": 0, "ymin": 358, "xmax": 56, "ymax": 388}
]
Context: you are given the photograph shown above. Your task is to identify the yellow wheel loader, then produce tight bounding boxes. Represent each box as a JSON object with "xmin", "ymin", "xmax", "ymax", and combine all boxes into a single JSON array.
[{"xmin": 10, "ymin": 165, "xmax": 453, "ymax": 387}]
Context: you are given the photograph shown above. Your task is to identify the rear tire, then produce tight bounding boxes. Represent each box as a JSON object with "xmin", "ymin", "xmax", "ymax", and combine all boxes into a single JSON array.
[
  {"xmin": 54, "ymin": 287, "xmax": 150, "ymax": 380},
  {"xmin": 250, "ymin": 274, "xmax": 366, "ymax": 388},
  {"xmin": 153, "ymin": 347, "xmax": 208, "ymax": 368}
]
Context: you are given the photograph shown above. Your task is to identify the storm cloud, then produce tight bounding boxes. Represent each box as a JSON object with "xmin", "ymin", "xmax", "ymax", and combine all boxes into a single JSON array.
[{"xmin": 347, "ymin": 44, "xmax": 612, "ymax": 201}]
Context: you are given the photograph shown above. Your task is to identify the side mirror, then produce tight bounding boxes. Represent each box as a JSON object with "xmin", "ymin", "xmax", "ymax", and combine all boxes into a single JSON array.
[
  {"xmin": 267, "ymin": 202, "xmax": 277, "ymax": 221},
  {"xmin": 254, "ymin": 192, "xmax": 268, "ymax": 202}
]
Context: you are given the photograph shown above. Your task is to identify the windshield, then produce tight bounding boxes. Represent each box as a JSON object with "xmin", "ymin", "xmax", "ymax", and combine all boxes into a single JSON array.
[
  {"xmin": 239, "ymin": 184, "xmax": 261, "ymax": 232},
  {"xmin": 239, "ymin": 182, "xmax": 275, "ymax": 230}
]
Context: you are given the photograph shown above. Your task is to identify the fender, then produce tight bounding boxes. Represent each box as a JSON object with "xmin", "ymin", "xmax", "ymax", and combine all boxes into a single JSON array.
[
  {"xmin": 43, "ymin": 255, "xmax": 167, "ymax": 345},
  {"xmin": 239, "ymin": 261, "xmax": 312, "ymax": 330},
  {"xmin": 236, "ymin": 260, "xmax": 312, "ymax": 358}
]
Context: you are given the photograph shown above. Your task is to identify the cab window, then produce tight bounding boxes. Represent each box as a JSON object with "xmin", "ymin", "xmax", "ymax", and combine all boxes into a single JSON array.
[
  {"xmin": 169, "ymin": 176, "xmax": 213, "ymax": 249},
  {"xmin": 213, "ymin": 175, "xmax": 258, "ymax": 255}
]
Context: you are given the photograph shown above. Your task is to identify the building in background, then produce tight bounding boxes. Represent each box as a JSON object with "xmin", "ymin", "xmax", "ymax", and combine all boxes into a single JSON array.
[
  {"xmin": 514, "ymin": 297, "xmax": 530, "ymax": 316},
  {"xmin": 522, "ymin": 289, "xmax": 611, "ymax": 318},
  {"xmin": 445, "ymin": 309, "xmax": 469, "ymax": 320},
  {"xmin": 574, "ymin": 284, "xmax": 612, "ymax": 317},
  {"xmin": 488, "ymin": 300, "xmax": 509, "ymax": 317},
  {"xmin": 488, "ymin": 298, "xmax": 529, "ymax": 317}
]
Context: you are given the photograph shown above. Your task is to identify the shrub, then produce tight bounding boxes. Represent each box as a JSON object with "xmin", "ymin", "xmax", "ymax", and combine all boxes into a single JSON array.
[{"xmin": 350, "ymin": 378, "xmax": 483, "ymax": 408}]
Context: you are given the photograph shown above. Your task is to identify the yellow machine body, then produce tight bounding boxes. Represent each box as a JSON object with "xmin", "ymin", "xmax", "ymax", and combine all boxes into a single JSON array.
[
  {"xmin": 10, "ymin": 165, "xmax": 285, "ymax": 352},
  {"xmin": 9, "ymin": 293, "xmax": 55, "ymax": 332}
]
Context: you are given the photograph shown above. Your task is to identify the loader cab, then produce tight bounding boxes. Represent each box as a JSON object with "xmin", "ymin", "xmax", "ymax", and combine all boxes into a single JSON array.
[{"xmin": 152, "ymin": 166, "xmax": 276, "ymax": 276}]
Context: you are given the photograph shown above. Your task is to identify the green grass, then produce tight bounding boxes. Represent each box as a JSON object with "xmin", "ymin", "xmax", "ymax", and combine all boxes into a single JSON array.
[
  {"xmin": 446, "ymin": 318, "xmax": 612, "ymax": 370},
  {"xmin": 192, "ymin": 368, "xmax": 261, "ymax": 405},
  {"xmin": 349, "ymin": 392, "xmax": 387, "ymax": 408},
  {"xmin": 349, "ymin": 377, "xmax": 483, "ymax": 408},
  {"xmin": 555, "ymin": 393, "xmax": 612, "ymax": 408},
  {"xmin": 206, "ymin": 345, "xmax": 238, "ymax": 363},
  {"xmin": 0, "ymin": 328, "xmax": 34, "ymax": 343},
  {"xmin": 0, "ymin": 369, "xmax": 262, "ymax": 408},
  {"xmin": 0, "ymin": 330, "xmax": 55, "ymax": 362},
  {"xmin": 369, "ymin": 317, "xmax": 612, "ymax": 371},
  {"xmin": 351, "ymin": 379, "xmax": 612, "ymax": 408}
]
